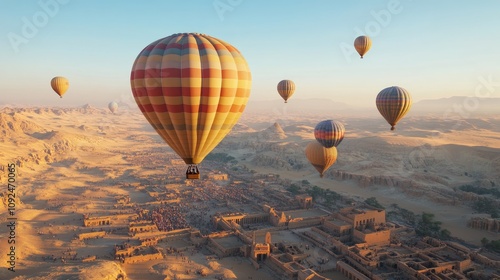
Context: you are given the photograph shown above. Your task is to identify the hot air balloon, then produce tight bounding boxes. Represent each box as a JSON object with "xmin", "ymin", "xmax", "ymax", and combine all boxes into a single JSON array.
[
  {"xmin": 375, "ymin": 86, "xmax": 412, "ymax": 131},
  {"xmin": 277, "ymin": 80, "xmax": 295, "ymax": 103},
  {"xmin": 51, "ymin": 76, "xmax": 69, "ymax": 98},
  {"xmin": 108, "ymin": 101, "xmax": 118, "ymax": 114},
  {"xmin": 305, "ymin": 141, "xmax": 338, "ymax": 178},
  {"xmin": 314, "ymin": 120, "xmax": 345, "ymax": 148},
  {"xmin": 130, "ymin": 33, "xmax": 252, "ymax": 179},
  {"xmin": 354, "ymin": 36, "xmax": 372, "ymax": 59}
]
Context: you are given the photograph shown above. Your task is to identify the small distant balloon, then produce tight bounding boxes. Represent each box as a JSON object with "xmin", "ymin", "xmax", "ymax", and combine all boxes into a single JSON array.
[
  {"xmin": 305, "ymin": 141, "xmax": 338, "ymax": 178},
  {"xmin": 277, "ymin": 80, "xmax": 295, "ymax": 103},
  {"xmin": 51, "ymin": 76, "xmax": 69, "ymax": 98},
  {"xmin": 108, "ymin": 101, "xmax": 118, "ymax": 113},
  {"xmin": 314, "ymin": 120, "xmax": 345, "ymax": 148},
  {"xmin": 375, "ymin": 86, "xmax": 412, "ymax": 131},
  {"xmin": 354, "ymin": 36, "xmax": 372, "ymax": 59}
]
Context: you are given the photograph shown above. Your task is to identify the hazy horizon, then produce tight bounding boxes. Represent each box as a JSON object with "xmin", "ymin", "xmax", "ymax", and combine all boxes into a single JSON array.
[{"xmin": 1, "ymin": 1, "xmax": 500, "ymax": 107}]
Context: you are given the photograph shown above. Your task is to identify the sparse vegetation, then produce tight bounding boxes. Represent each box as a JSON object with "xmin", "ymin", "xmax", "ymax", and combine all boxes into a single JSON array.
[
  {"xmin": 287, "ymin": 184, "xmax": 301, "ymax": 195},
  {"xmin": 481, "ymin": 238, "xmax": 500, "ymax": 253},
  {"xmin": 415, "ymin": 212, "xmax": 450, "ymax": 240},
  {"xmin": 364, "ymin": 197, "xmax": 385, "ymax": 209},
  {"xmin": 459, "ymin": 184, "xmax": 500, "ymax": 198},
  {"xmin": 205, "ymin": 153, "xmax": 236, "ymax": 163},
  {"xmin": 472, "ymin": 197, "xmax": 499, "ymax": 218},
  {"xmin": 306, "ymin": 186, "xmax": 342, "ymax": 206}
]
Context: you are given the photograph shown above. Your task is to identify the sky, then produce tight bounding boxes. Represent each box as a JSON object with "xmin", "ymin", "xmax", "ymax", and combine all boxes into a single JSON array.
[{"xmin": 1, "ymin": 0, "xmax": 500, "ymax": 108}]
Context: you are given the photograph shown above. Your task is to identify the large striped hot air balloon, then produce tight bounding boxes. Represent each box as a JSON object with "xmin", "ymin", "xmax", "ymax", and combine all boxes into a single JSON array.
[
  {"xmin": 305, "ymin": 141, "xmax": 338, "ymax": 178},
  {"xmin": 51, "ymin": 76, "xmax": 69, "ymax": 98},
  {"xmin": 277, "ymin": 79, "xmax": 295, "ymax": 103},
  {"xmin": 375, "ymin": 86, "xmax": 412, "ymax": 131},
  {"xmin": 108, "ymin": 101, "xmax": 118, "ymax": 114},
  {"xmin": 130, "ymin": 33, "xmax": 252, "ymax": 179},
  {"xmin": 314, "ymin": 120, "xmax": 345, "ymax": 148},
  {"xmin": 354, "ymin": 36, "xmax": 372, "ymax": 59}
]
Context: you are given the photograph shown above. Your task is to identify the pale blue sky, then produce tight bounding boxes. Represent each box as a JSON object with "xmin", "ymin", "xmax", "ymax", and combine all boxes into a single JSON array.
[{"xmin": 1, "ymin": 0, "xmax": 499, "ymax": 107}]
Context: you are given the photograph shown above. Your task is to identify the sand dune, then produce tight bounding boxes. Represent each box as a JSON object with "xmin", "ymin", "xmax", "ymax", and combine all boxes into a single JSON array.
[{"xmin": 0, "ymin": 106, "xmax": 498, "ymax": 279}]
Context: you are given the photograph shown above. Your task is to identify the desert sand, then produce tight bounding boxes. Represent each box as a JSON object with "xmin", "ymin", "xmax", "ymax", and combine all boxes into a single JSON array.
[{"xmin": 0, "ymin": 103, "xmax": 499, "ymax": 279}]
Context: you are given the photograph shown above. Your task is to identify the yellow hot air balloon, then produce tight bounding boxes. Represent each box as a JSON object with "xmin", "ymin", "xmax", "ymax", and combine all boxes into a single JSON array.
[
  {"xmin": 375, "ymin": 86, "xmax": 412, "ymax": 131},
  {"xmin": 51, "ymin": 76, "xmax": 69, "ymax": 98},
  {"xmin": 354, "ymin": 36, "xmax": 372, "ymax": 59},
  {"xmin": 305, "ymin": 141, "xmax": 338, "ymax": 178},
  {"xmin": 277, "ymin": 79, "xmax": 295, "ymax": 103},
  {"xmin": 130, "ymin": 33, "xmax": 252, "ymax": 179}
]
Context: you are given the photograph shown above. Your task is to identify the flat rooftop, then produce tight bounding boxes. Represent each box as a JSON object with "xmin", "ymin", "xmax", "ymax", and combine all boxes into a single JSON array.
[
  {"xmin": 284, "ymin": 208, "xmax": 329, "ymax": 219},
  {"xmin": 329, "ymin": 219, "xmax": 350, "ymax": 227},
  {"xmin": 254, "ymin": 229, "xmax": 305, "ymax": 244},
  {"xmin": 213, "ymin": 235, "xmax": 244, "ymax": 249}
]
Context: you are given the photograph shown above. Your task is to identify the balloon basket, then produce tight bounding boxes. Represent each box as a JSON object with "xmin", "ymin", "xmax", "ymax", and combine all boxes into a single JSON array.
[
  {"xmin": 186, "ymin": 173, "xmax": 200, "ymax": 179},
  {"xmin": 186, "ymin": 165, "xmax": 200, "ymax": 180}
]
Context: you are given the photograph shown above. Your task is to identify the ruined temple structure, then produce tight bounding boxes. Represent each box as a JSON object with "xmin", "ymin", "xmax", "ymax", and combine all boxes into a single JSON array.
[
  {"xmin": 467, "ymin": 216, "xmax": 500, "ymax": 232},
  {"xmin": 78, "ymin": 231, "xmax": 106, "ymax": 240},
  {"xmin": 251, "ymin": 231, "xmax": 270, "ymax": 262},
  {"xmin": 251, "ymin": 242, "xmax": 271, "ymax": 262},
  {"xmin": 296, "ymin": 194, "xmax": 313, "ymax": 209},
  {"xmin": 114, "ymin": 242, "xmax": 163, "ymax": 264},
  {"xmin": 128, "ymin": 221, "xmax": 158, "ymax": 236},
  {"xmin": 83, "ymin": 215, "xmax": 111, "ymax": 227}
]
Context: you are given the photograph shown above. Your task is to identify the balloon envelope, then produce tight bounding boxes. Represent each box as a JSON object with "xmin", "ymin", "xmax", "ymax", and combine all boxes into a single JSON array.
[
  {"xmin": 305, "ymin": 141, "xmax": 338, "ymax": 178},
  {"xmin": 354, "ymin": 36, "xmax": 372, "ymax": 58},
  {"xmin": 130, "ymin": 33, "xmax": 252, "ymax": 164},
  {"xmin": 51, "ymin": 76, "xmax": 69, "ymax": 98},
  {"xmin": 108, "ymin": 101, "xmax": 118, "ymax": 113},
  {"xmin": 375, "ymin": 86, "xmax": 412, "ymax": 131},
  {"xmin": 277, "ymin": 80, "xmax": 295, "ymax": 103},
  {"xmin": 314, "ymin": 120, "xmax": 345, "ymax": 148}
]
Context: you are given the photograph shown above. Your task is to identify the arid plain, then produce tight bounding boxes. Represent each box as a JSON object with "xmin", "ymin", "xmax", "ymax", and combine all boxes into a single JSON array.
[{"xmin": 0, "ymin": 98, "xmax": 499, "ymax": 279}]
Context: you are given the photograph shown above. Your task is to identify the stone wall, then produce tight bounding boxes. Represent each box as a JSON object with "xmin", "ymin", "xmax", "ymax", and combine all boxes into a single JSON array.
[
  {"xmin": 337, "ymin": 260, "xmax": 371, "ymax": 280},
  {"xmin": 467, "ymin": 217, "xmax": 500, "ymax": 232},
  {"xmin": 122, "ymin": 252, "xmax": 163, "ymax": 264},
  {"xmin": 78, "ymin": 231, "xmax": 106, "ymax": 240},
  {"xmin": 83, "ymin": 216, "xmax": 111, "ymax": 227},
  {"xmin": 353, "ymin": 229, "xmax": 390, "ymax": 246},
  {"xmin": 470, "ymin": 252, "xmax": 500, "ymax": 269}
]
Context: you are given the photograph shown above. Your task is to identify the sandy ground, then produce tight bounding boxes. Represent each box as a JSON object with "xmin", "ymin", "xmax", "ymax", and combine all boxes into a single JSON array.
[{"xmin": 0, "ymin": 106, "xmax": 498, "ymax": 279}]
